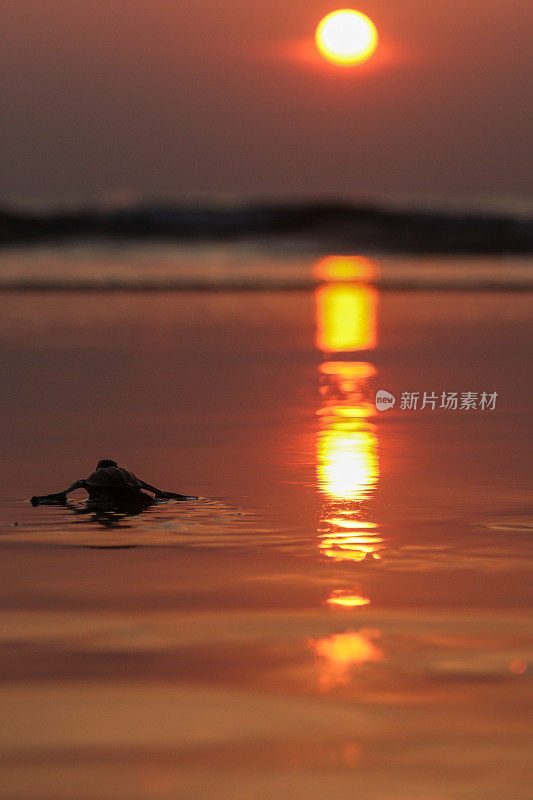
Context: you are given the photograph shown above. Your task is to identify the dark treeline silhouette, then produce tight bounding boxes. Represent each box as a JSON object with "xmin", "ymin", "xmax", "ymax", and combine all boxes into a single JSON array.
[{"xmin": 2, "ymin": 200, "xmax": 533, "ymax": 253}]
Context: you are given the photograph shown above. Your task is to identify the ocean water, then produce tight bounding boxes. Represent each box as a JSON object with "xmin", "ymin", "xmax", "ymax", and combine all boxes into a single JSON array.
[{"xmin": 0, "ymin": 246, "xmax": 531, "ymax": 799}]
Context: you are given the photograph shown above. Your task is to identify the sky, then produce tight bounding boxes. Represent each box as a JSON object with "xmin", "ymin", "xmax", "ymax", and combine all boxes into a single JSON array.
[{"xmin": 2, "ymin": 0, "xmax": 532, "ymax": 205}]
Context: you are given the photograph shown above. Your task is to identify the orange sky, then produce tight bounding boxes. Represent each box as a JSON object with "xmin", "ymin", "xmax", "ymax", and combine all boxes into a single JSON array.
[{"xmin": 2, "ymin": 0, "xmax": 531, "ymax": 203}]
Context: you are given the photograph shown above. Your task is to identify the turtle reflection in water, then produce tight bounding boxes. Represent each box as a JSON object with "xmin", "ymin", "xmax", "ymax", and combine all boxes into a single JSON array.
[{"xmin": 31, "ymin": 459, "xmax": 197, "ymax": 514}]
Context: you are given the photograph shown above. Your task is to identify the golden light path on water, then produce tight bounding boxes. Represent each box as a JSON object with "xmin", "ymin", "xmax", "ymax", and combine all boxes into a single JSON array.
[
  {"xmin": 310, "ymin": 630, "xmax": 382, "ymax": 690},
  {"xmin": 326, "ymin": 591, "xmax": 371, "ymax": 608},
  {"xmin": 313, "ymin": 254, "xmax": 378, "ymax": 283},
  {"xmin": 313, "ymin": 256, "xmax": 383, "ymax": 622},
  {"xmin": 315, "ymin": 285, "xmax": 377, "ymax": 352}
]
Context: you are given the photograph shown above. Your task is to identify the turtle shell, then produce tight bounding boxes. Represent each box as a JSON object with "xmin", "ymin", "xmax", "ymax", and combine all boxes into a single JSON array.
[{"xmin": 85, "ymin": 466, "xmax": 142, "ymax": 491}]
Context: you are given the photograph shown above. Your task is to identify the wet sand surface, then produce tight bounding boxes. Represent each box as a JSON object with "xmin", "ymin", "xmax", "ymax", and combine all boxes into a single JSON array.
[{"xmin": 0, "ymin": 282, "xmax": 532, "ymax": 799}]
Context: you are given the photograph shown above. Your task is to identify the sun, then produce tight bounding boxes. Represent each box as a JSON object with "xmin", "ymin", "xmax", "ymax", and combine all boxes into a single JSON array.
[{"xmin": 315, "ymin": 9, "xmax": 378, "ymax": 66}]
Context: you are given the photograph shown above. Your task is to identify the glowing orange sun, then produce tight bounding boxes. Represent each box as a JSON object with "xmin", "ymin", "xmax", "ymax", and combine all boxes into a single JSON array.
[{"xmin": 315, "ymin": 9, "xmax": 378, "ymax": 66}]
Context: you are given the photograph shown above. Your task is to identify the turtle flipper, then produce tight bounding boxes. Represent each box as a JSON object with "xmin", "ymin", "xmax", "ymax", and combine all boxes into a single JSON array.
[
  {"xmin": 30, "ymin": 492, "xmax": 68, "ymax": 506},
  {"xmin": 156, "ymin": 491, "xmax": 198, "ymax": 501}
]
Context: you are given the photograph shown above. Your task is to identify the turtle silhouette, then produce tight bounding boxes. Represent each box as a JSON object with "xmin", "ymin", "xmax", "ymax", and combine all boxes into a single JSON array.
[{"xmin": 31, "ymin": 459, "xmax": 197, "ymax": 510}]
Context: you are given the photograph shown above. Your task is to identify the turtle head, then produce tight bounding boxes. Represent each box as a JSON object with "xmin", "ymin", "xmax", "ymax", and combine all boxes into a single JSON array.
[{"xmin": 96, "ymin": 459, "xmax": 118, "ymax": 470}]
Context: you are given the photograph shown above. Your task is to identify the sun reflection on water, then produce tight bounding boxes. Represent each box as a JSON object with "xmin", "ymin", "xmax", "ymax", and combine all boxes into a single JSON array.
[
  {"xmin": 313, "ymin": 255, "xmax": 378, "ymax": 283},
  {"xmin": 314, "ymin": 256, "xmax": 383, "ymax": 581},
  {"xmin": 315, "ymin": 284, "xmax": 377, "ymax": 353},
  {"xmin": 317, "ymin": 411, "xmax": 377, "ymax": 502},
  {"xmin": 311, "ymin": 630, "xmax": 382, "ymax": 689},
  {"xmin": 326, "ymin": 592, "xmax": 371, "ymax": 607}
]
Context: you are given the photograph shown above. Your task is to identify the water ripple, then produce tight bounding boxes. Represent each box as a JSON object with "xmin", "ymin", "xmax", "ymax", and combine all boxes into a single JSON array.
[{"xmin": 1, "ymin": 498, "xmax": 299, "ymax": 550}]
